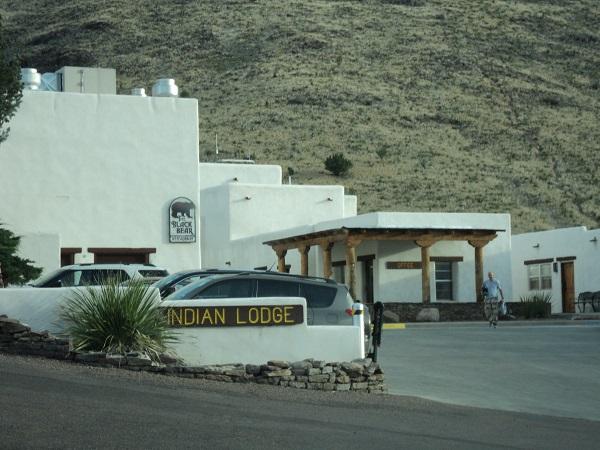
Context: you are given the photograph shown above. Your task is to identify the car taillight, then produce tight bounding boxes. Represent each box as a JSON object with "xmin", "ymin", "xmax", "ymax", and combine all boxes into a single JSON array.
[{"xmin": 345, "ymin": 308, "xmax": 353, "ymax": 316}]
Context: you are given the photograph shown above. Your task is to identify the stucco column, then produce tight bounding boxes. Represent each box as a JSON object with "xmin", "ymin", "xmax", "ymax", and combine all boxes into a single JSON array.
[
  {"xmin": 415, "ymin": 239, "xmax": 434, "ymax": 304},
  {"xmin": 299, "ymin": 245, "xmax": 310, "ymax": 276},
  {"xmin": 275, "ymin": 247, "xmax": 287, "ymax": 273},
  {"xmin": 320, "ymin": 242, "xmax": 334, "ymax": 279},
  {"xmin": 345, "ymin": 239, "xmax": 360, "ymax": 300},
  {"xmin": 468, "ymin": 240, "xmax": 487, "ymax": 303}
]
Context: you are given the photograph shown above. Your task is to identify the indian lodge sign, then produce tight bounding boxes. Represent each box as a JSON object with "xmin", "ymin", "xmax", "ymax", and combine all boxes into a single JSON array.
[
  {"xmin": 166, "ymin": 305, "xmax": 304, "ymax": 327},
  {"xmin": 169, "ymin": 197, "xmax": 196, "ymax": 243}
]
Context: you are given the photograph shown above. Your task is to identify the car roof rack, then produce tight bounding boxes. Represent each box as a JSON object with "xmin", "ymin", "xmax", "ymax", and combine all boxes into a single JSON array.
[{"xmin": 218, "ymin": 270, "xmax": 338, "ymax": 284}]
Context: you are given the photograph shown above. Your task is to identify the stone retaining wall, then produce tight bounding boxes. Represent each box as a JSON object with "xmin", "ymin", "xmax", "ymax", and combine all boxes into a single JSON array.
[
  {"xmin": 0, "ymin": 315, "xmax": 70, "ymax": 358},
  {"xmin": 382, "ymin": 301, "xmax": 539, "ymax": 322},
  {"xmin": 383, "ymin": 302, "xmax": 486, "ymax": 322},
  {"xmin": 0, "ymin": 315, "xmax": 386, "ymax": 394}
]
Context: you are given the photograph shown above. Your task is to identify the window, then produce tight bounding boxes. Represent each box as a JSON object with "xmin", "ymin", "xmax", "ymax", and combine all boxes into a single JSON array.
[
  {"xmin": 435, "ymin": 261, "xmax": 453, "ymax": 301},
  {"xmin": 256, "ymin": 280, "xmax": 300, "ymax": 297},
  {"xmin": 528, "ymin": 263, "xmax": 552, "ymax": 290},
  {"xmin": 194, "ymin": 279, "xmax": 253, "ymax": 298},
  {"xmin": 300, "ymin": 284, "xmax": 337, "ymax": 308}
]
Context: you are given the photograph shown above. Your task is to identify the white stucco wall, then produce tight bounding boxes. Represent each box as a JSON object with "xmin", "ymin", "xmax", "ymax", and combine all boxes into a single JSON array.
[
  {"xmin": 17, "ymin": 233, "xmax": 61, "ymax": 277},
  {"xmin": 511, "ymin": 226, "xmax": 600, "ymax": 312},
  {"xmin": 0, "ymin": 90, "xmax": 201, "ymax": 274},
  {"xmin": 0, "ymin": 289, "xmax": 362, "ymax": 365},
  {"xmin": 162, "ymin": 297, "xmax": 364, "ymax": 365},
  {"xmin": 228, "ymin": 183, "xmax": 347, "ymax": 240},
  {"xmin": 199, "ymin": 162, "xmax": 282, "ymax": 189},
  {"xmin": 344, "ymin": 195, "xmax": 357, "ymax": 217}
]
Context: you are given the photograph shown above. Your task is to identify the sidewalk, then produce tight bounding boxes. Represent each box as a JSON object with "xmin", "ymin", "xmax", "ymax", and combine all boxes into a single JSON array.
[{"xmin": 383, "ymin": 313, "xmax": 600, "ymax": 329}]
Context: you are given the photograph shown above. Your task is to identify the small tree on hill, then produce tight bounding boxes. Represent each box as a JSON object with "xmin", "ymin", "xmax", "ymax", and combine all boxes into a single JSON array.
[
  {"xmin": 0, "ymin": 14, "xmax": 22, "ymax": 146},
  {"xmin": 0, "ymin": 224, "xmax": 42, "ymax": 286},
  {"xmin": 325, "ymin": 153, "xmax": 353, "ymax": 177}
]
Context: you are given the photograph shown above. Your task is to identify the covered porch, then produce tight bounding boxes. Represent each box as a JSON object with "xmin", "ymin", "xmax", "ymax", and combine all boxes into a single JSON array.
[{"xmin": 264, "ymin": 226, "xmax": 502, "ymax": 304}]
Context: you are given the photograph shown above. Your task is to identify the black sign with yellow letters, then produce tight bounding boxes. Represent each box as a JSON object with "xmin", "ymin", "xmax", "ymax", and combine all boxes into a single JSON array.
[{"xmin": 165, "ymin": 305, "xmax": 304, "ymax": 327}]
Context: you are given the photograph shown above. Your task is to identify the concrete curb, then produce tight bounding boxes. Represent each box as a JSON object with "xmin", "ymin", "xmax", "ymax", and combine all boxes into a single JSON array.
[{"xmin": 384, "ymin": 319, "xmax": 600, "ymax": 329}]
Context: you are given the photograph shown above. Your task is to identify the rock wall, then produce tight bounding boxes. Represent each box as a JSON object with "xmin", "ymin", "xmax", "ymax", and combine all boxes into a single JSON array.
[
  {"xmin": 0, "ymin": 315, "xmax": 70, "ymax": 358},
  {"xmin": 0, "ymin": 315, "xmax": 386, "ymax": 394}
]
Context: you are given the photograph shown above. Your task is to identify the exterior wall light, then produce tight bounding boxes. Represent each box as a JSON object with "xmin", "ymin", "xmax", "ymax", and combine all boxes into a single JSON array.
[
  {"xmin": 245, "ymin": 195, "xmax": 252, "ymax": 200},
  {"xmin": 533, "ymin": 243, "xmax": 540, "ymax": 248},
  {"xmin": 591, "ymin": 237, "xmax": 598, "ymax": 243},
  {"xmin": 327, "ymin": 197, "xmax": 333, "ymax": 201},
  {"xmin": 233, "ymin": 177, "xmax": 238, "ymax": 181}
]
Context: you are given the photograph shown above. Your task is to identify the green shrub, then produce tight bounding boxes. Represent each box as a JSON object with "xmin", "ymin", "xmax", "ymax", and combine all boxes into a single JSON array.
[
  {"xmin": 325, "ymin": 153, "xmax": 353, "ymax": 176},
  {"xmin": 519, "ymin": 292, "xmax": 552, "ymax": 319},
  {"xmin": 60, "ymin": 279, "xmax": 177, "ymax": 361}
]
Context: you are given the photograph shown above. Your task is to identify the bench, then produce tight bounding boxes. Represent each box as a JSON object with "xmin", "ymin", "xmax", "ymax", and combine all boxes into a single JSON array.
[{"xmin": 575, "ymin": 291, "xmax": 600, "ymax": 313}]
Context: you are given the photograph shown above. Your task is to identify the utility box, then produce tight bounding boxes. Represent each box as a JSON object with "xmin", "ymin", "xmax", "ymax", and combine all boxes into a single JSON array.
[{"xmin": 55, "ymin": 67, "xmax": 116, "ymax": 94}]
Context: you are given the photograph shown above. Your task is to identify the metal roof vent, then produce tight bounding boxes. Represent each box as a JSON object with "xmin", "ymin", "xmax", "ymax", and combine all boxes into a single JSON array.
[
  {"xmin": 152, "ymin": 78, "xmax": 178, "ymax": 97},
  {"xmin": 21, "ymin": 68, "xmax": 41, "ymax": 90},
  {"xmin": 131, "ymin": 88, "xmax": 147, "ymax": 97}
]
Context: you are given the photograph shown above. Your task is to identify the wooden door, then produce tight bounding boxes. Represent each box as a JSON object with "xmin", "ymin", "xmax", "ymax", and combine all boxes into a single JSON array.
[{"xmin": 561, "ymin": 262, "xmax": 575, "ymax": 313}]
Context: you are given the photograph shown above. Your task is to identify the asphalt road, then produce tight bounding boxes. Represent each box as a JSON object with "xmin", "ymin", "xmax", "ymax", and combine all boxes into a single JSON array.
[
  {"xmin": 2, "ymin": 354, "xmax": 600, "ymax": 449},
  {"xmin": 380, "ymin": 321, "xmax": 600, "ymax": 421}
]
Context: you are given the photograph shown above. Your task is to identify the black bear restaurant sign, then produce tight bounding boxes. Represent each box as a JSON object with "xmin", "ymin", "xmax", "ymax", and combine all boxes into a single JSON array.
[{"xmin": 169, "ymin": 197, "xmax": 196, "ymax": 243}]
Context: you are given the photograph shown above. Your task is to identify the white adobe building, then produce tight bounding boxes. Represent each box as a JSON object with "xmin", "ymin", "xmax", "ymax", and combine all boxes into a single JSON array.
[
  {"xmin": 512, "ymin": 226, "xmax": 600, "ymax": 313},
  {"xmin": 0, "ymin": 66, "xmax": 513, "ymax": 307}
]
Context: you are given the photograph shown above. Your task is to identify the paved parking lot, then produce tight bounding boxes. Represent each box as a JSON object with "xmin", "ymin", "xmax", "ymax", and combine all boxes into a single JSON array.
[{"xmin": 379, "ymin": 321, "xmax": 600, "ymax": 421}]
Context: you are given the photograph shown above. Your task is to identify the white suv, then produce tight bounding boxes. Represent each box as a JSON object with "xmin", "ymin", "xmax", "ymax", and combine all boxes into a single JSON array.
[{"xmin": 32, "ymin": 264, "xmax": 169, "ymax": 288}]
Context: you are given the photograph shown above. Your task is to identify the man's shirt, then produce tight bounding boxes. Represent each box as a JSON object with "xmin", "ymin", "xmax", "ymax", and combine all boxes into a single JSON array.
[{"xmin": 483, "ymin": 278, "xmax": 502, "ymax": 299}]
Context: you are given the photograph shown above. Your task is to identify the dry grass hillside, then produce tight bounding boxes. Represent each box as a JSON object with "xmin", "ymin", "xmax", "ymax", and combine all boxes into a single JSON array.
[{"xmin": 1, "ymin": 0, "xmax": 599, "ymax": 233}]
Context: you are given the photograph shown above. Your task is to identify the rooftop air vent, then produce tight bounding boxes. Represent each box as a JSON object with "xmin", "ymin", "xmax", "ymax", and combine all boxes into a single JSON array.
[
  {"xmin": 131, "ymin": 88, "xmax": 147, "ymax": 97},
  {"xmin": 152, "ymin": 78, "xmax": 178, "ymax": 97}
]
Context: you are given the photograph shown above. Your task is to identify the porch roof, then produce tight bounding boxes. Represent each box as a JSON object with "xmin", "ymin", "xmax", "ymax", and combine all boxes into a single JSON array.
[{"xmin": 263, "ymin": 212, "xmax": 506, "ymax": 249}]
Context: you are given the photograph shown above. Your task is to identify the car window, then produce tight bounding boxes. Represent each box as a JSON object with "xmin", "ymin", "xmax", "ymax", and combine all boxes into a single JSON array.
[
  {"xmin": 300, "ymin": 283, "xmax": 337, "ymax": 308},
  {"xmin": 138, "ymin": 269, "xmax": 169, "ymax": 277},
  {"xmin": 79, "ymin": 269, "xmax": 129, "ymax": 285},
  {"xmin": 58, "ymin": 270, "xmax": 78, "ymax": 287},
  {"xmin": 256, "ymin": 279, "xmax": 300, "ymax": 297},
  {"xmin": 175, "ymin": 275, "xmax": 206, "ymax": 290},
  {"xmin": 194, "ymin": 279, "xmax": 254, "ymax": 299}
]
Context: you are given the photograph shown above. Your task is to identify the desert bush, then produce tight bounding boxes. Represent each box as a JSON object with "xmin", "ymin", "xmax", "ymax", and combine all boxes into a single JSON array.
[
  {"xmin": 519, "ymin": 292, "xmax": 552, "ymax": 319},
  {"xmin": 325, "ymin": 152, "xmax": 353, "ymax": 176},
  {"xmin": 60, "ymin": 279, "xmax": 177, "ymax": 360}
]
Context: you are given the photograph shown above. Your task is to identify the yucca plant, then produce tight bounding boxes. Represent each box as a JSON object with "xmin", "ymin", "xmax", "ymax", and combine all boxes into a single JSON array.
[
  {"xmin": 519, "ymin": 292, "xmax": 552, "ymax": 319},
  {"xmin": 59, "ymin": 278, "xmax": 177, "ymax": 361}
]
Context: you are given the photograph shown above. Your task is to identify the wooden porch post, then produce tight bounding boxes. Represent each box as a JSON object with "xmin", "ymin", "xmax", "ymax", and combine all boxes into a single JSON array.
[
  {"xmin": 299, "ymin": 245, "xmax": 310, "ymax": 276},
  {"xmin": 320, "ymin": 241, "xmax": 334, "ymax": 279},
  {"xmin": 275, "ymin": 247, "xmax": 287, "ymax": 273},
  {"xmin": 415, "ymin": 239, "xmax": 434, "ymax": 304},
  {"xmin": 345, "ymin": 238, "xmax": 361, "ymax": 299},
  {"xmin": 468, "ymin": 240, "xmax": 487, "ymax": 303}
]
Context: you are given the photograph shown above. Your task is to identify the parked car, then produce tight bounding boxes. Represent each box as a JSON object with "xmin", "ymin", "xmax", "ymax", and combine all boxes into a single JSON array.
[
  {"xmin": 151, "ymin": 269, "xmax": 253, "ymax": 298},
  {"xmin": 31, "ymin": 264, "xmax": 169, "ymax": 288},
  {"xmin": 164, "ymin": 271, "xmax": 372, "ymax": 353}
]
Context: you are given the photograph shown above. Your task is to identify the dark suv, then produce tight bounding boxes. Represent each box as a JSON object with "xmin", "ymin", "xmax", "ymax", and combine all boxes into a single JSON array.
[{"xmin": 165, "ymin": 271, "xmax": 371, "ymax": 352}]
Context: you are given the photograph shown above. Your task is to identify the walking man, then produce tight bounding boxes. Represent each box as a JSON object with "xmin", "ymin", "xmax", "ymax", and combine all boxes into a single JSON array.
[{"xmin": 483, "ymin": 271, "xmax": 504, "ymax": 328}]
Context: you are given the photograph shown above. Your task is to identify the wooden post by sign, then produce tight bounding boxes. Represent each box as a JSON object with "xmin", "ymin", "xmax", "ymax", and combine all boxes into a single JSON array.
[
  {"xmin": 275, "ymin": 247, "xmax": 287, "ymax": 273},
  {"xmin": 415, "ymin": 239, "xmax": 435, "ymax": 304},
  {"xmin": 320, "ymin": 241, "xmax": 334, "ymax": 279},
  {"xmin": 299, "ymin": 245, "xmax": 310, "ymax": 276}
]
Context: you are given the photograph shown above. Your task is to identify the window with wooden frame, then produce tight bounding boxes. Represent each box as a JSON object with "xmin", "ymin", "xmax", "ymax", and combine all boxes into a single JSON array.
[
  {"xmin": 527, "ymin": 263, "xmax": 552, "ymax": 290},
  {"xmin": 434, "ymin": 261, "xmax": 454, "ymax": 301}
]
